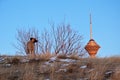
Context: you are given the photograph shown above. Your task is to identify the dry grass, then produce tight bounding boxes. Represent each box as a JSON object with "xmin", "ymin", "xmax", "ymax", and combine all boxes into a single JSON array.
[
  {"xmin": 0, "ymin": 55, "xmax": 120, "ymax": 80},
  {"xmin": 36, "ymin": 53, "xmax": 53, "ymax": 61},
  {"xmin": 57, "ymin": 54, "xmax": 80, "ymax": 60}
]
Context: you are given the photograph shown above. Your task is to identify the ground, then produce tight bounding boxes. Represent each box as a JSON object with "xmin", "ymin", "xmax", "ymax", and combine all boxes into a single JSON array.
[{"xmin": 0, "ymin": 55, "xmax": 120, "ymax": 80}]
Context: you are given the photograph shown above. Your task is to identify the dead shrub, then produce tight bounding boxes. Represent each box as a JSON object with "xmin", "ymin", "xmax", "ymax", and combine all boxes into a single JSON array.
[
  {"xmin": 36, "ymin": 53, "xmax": 52, "ymax": 61},
  {"xmin": 67, "ymin": 54, "xmax": 80, "ymax": 60},
  {"xmin": 57, "ymin": 54, "xmax": 67, "ymax": 59},
  {"xmin": 11, "ymin": 57, "xmax": 20, "ymax": 64}
]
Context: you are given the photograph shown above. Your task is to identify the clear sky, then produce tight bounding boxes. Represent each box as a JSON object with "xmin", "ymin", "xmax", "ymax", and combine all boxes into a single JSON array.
[{"xmin": 0, "ymin": 0, "xmax": 120, "ymax": 57}]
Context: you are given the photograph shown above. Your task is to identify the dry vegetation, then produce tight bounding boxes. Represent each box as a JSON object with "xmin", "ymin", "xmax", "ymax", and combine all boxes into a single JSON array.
[
  {"xmin": 3, "ymin": 23, "xmax": 119, "ymax": 80},
  {"xmin": 0, "ymin": 55, "xmax": 120, "ymax": 80}
]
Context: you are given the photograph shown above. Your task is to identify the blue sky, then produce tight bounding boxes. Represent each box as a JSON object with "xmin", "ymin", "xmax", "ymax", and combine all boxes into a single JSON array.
[{"xmin": 0, "ymin": 0, "xmax": 120, "ymax": 57}]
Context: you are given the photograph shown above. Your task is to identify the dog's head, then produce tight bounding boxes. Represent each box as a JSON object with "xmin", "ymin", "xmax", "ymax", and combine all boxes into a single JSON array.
[{"xmin": 30, "ymin": 37, "xmax": 38, "ymax": 43}]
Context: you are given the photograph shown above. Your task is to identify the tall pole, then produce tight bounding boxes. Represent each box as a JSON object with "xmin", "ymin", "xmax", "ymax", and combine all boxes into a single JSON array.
[
  {"xmin": 85, "ymin": 13, "xmax": 100, "ymax": 58},
  {"xmin": 90, "ymin": 13, "xmax": 92, "ymax": 39}
]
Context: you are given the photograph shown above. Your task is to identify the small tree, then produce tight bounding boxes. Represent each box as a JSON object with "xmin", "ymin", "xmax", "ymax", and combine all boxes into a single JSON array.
[
  {"xmin": 38, "ymin": 30, "xmax": 52, "ymax": 54},
  {"xmin": 51, "ymin": 24, "xmax": 85, "ymax": 56}
]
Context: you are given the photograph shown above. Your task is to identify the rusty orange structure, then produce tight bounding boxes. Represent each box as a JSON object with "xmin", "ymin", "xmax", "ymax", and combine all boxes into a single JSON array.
[
  {"xmin": 85, "ymin": 39, "xmax": 100, "ymax": 58},
  {"xmin": 85, "ymin": 14, "xmax": 100, "ymax": 58}
]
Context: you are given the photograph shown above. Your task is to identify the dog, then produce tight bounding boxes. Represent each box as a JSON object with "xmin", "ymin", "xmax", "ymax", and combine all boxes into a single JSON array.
[{"xmin": 26, "ymin": 37, "xmax": 38, "ymax": 58}]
